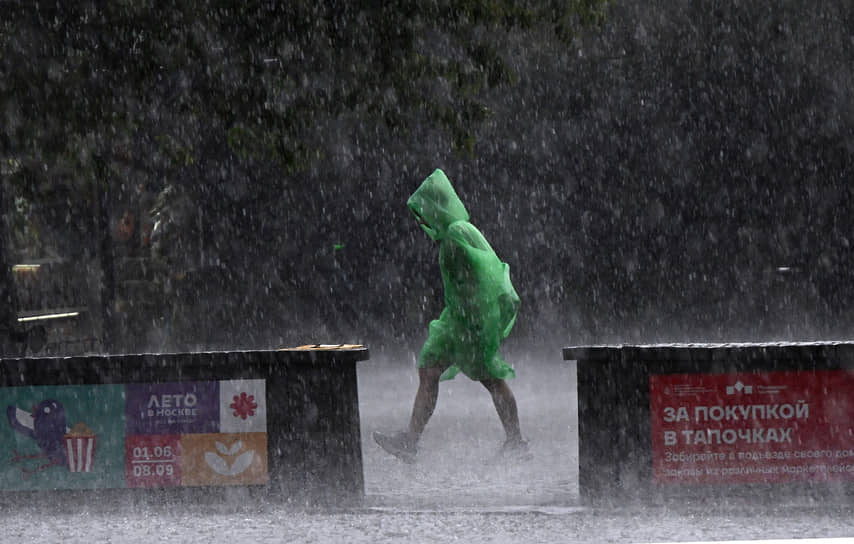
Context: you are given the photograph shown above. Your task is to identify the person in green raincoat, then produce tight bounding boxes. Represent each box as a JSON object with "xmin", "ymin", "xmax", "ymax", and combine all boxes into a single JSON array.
[{"xmin": 373, "ymin": 168, "xmax": 527, "ymax": 463}]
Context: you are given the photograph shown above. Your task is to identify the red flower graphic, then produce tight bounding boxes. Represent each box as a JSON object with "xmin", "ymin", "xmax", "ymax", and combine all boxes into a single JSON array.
[{"xmin": 230, "ymin": 392, "xmax": 257, "ymax": 420}]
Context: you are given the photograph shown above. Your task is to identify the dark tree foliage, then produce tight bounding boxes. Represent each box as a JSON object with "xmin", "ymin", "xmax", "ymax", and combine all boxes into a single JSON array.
[
  {"xmin": 525, "ymin": 1, "xmax": 854, "ymax": 343},
  {"xmin": 3, "ymin": 1, "xmax": 854, "ymax": 354},
  {"xmin": 0, "ymin": 1, "xmax": 608, "ymax": 351},
  {"xmin": 1, "ymin": 1, "xmax": 608, "ymax": 178}
]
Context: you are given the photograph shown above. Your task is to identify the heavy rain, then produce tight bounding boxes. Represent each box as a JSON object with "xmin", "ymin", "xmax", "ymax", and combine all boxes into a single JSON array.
[{"xmin": 3, "ymin": 2, "xmax": 854, "ymax": 543}]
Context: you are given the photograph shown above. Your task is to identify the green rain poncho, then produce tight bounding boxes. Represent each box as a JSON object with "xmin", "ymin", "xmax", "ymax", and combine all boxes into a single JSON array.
[{"xmin": 407, "ymin": 169, "xmax": 521, "ymax": 382}]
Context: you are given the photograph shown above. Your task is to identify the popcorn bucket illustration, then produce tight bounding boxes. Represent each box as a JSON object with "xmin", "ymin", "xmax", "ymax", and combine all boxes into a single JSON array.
[{"xmin": 64, "ymin": 423, "xmax": 97, "ymax": 473}]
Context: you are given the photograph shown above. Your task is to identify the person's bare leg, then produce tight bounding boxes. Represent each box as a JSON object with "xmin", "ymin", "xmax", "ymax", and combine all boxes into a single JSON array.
[
  {"xmin": 481, "ymin": 378, "xmax": 522, "ymax": 442},
  {"xmin": 407, "ymin": 366, "xmax": 446, "ymax": 442},
  {"xmin": 374, "ymin": 365, "xmax": 448, "ymax": 462}
]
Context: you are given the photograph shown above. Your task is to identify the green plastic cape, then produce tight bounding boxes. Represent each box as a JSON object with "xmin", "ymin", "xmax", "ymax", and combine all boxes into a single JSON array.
[{"xmin": 407, "ymin": 169, "xmax": 520, "ymax": 381}]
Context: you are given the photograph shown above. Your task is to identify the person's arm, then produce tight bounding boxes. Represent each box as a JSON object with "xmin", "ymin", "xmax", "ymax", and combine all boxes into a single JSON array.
[
  {"xmin": 442, "ymin": 221, "xmax": 519, "ymax": 339},
  {"xmin": 440, "ymin": 222, "xmax": 496, "ymax": 329}
]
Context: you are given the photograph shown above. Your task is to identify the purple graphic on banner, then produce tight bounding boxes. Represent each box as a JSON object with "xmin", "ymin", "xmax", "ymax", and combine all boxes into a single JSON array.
[{"xmin": 125, "ymin": 382, "xmax": 219, "ymax": 435}]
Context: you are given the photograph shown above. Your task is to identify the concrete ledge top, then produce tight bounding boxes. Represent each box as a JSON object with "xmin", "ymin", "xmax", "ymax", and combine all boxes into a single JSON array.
[
  {"xmin": 563, "ymin": 341, "xmax": 854, "ymax": 362},
  {"xmin": 1, "ymin": 347, "xmax": 371, "ymax": 365}
]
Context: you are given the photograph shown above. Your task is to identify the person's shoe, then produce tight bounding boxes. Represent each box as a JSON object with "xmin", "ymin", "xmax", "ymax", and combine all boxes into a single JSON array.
[
  {"xmin": 498, "ymin": 437, "xmax": 532, "ymax": 461},
  {"xmin": 373, "ymin": 430, "xmax": 417, "ymax": 464}
]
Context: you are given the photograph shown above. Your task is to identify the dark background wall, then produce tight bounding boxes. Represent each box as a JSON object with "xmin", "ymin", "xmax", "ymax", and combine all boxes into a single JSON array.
[{"xmin": 2, "ymin": 1, "xmax": 853, "ymax": 356}]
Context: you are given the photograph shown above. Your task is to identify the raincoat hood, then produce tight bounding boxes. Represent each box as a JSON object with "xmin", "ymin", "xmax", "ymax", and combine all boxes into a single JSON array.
[{"xmin": 407, "ymin": 169, "xmax": 470, "ymax": 240}]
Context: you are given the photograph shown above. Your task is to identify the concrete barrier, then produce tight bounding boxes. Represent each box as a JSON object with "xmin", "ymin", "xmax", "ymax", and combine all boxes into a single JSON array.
[
  {"xmin": 564, "ymin": 342, "xmax": 854, "ymax": 503},
  {"xmin": 0, "ymin": 346, "xmax": 369, "ymax": 504}
]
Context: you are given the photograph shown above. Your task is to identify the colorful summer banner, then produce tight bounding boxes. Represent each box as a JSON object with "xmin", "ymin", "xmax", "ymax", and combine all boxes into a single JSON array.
[
  {"xmin": 650, "ymin": 370, "xmax": 854, "ymax": 485},
  {"xmin": 1, "ymin": 379, "xmax": 267, "ymax": 491}
]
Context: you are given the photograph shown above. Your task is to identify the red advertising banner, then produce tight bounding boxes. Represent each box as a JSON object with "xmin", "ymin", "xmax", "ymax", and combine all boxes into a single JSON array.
[{"xmin": 650, "ymin": 370, "xmax": 854, "ymax": 485}]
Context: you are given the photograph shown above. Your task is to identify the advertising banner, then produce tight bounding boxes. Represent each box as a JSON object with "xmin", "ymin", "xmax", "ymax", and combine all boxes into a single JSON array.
[
  {"xmin": 650, "ymin": 370, "xmax": 854, "ymax": 485},
  {"xmin": 1, "ymin": 379, "xmax": 267, "ymax": 490}
]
